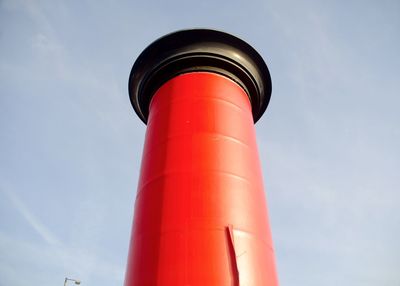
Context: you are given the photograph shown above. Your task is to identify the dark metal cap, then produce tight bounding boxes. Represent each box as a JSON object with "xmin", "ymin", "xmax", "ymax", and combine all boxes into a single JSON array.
[{"xmin": 129, "ymin": 29, "xmax": 272, "ymax": 124}]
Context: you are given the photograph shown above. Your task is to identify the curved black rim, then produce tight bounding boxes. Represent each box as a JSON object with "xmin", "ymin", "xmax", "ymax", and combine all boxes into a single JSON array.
[{"xmin": 128, "ymin": 29, "xmax": 272, "ymax": 124}]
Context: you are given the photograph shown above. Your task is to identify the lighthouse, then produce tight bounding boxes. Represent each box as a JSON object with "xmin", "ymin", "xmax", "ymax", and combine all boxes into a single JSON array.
[{"xmin": 124, "ymin": 29, "xmax": 278, "ymax": 286}]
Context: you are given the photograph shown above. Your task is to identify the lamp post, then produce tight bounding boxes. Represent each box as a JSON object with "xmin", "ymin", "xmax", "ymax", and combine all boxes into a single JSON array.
[{"xmin": 64, "ymin": 277, "xmax": 81, "ymax": 286}]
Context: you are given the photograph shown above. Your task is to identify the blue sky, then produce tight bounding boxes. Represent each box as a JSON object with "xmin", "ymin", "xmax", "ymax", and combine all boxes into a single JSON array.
[{"xmin": 1, "ymin": 0, "xmax": 399, "ymax": 285}]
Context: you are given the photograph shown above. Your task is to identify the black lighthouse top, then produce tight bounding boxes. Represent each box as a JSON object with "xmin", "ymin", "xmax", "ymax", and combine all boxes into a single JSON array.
[{"xmin": 128, "ymin": 29, "xmax": 272, "ymax": 124}]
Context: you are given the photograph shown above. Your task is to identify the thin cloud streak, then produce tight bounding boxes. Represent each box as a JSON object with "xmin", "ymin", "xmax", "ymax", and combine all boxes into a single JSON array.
[
  {"xmin": 0, "ymin": 231, "xmax": 124, "ymax": 285},
  {"xmin": 1, "ymin": 186, "xmax": 61, "ymax": 246}
]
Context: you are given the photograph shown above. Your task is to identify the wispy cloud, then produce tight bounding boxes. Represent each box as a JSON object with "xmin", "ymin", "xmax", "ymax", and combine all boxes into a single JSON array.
[
  {"xmin": 0, "ymin": 184, "xmax": 125, "ymax": 284},
  {"xmin": 0, "ymin": 230, "xmax": 124, "ymax": 285},
  {"xmin": 1, "ymin": 186, "xmax": 61, "ymax": 246}
]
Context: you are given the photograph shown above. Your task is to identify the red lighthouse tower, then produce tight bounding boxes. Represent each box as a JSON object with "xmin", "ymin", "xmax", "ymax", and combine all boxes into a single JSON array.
[{"xmin": 125, "ymin": 29, "xmax": 278, "ymax": 285}]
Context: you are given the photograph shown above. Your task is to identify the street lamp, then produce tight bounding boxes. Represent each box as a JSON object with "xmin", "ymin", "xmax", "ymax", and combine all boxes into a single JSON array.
[{"xmin": 64, "ymin": 277, "xmax": 81, "ymax": 286}]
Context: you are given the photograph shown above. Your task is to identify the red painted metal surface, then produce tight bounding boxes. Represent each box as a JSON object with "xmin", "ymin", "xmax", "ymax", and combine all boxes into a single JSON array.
[{"xmin": 124, "ymin": 72, "xmax": 278, "ymax": 285}]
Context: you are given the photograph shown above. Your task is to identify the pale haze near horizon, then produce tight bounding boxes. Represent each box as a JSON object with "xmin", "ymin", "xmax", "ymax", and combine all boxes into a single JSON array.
[{"xmin": 1, "ymin": 0, "xmax": 399, "ymax": 285}]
